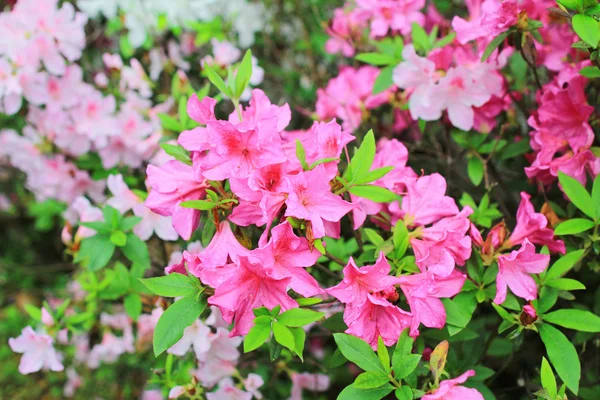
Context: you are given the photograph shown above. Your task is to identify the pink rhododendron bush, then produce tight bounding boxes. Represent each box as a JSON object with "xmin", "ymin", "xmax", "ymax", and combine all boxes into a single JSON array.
[{"xmin": 2, "ymin": 0, "xmax": 600, "ymax": 399}]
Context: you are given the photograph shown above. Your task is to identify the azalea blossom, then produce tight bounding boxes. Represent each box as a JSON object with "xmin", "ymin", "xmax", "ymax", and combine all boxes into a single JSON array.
[
  {"xmin": 208, "ymin": 255, "xmax": 297, "ymax": 336},
  {"xmin": 494, "ymin": 240, "xmax": 550, "ymax": 304},
  {"xmin": 9, "ymin": 326, "xmax": 64, "ymax": 374},
  {"xmin": 422, "ymin": 370, "xmax": 484, "ymax": 400}
]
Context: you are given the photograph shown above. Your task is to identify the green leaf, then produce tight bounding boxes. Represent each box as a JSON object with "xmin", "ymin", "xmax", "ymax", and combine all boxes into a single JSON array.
[
  {"xmin": 295, "ymin": 139, "xmax": 308, "ymax": 170},
  {"xmin": 545, "ymin": 278, "xmax": 586, "ymax": 290},
  {"xmin": 545, "ymin": 250, "xmax": 585, "ymax": 280},
  {"xmin": 204, "ymin": 64, "xmax": 230, "ymax": 97},
  {"xmin": 539, "ymin": 323, "xmax": 580, "ymax": 394},
  {"xmin": 110, "ymin": 231, "xmax": 127, "ymax": 247},
  {"xmin": 269, "ymin": 336, "xmax": 283, "ymax": 361},
  {"xmin": 24, "ymin": 304, "xmax": 41, "ymax": 321},
  {"xmin": 80, "ymin": 221, "xmax": 111, "ymax": 234},
  {"xmin": 77, "ymin": 235, "xmax": 115, "ymax": 271},
  {"xmin": 392, "ymin": 329, "xmax": 417, "ymax": 378},
  {"xmin": 593, "ymin": 174, "xmax": 600, "ymax": 219},
  {"xmin": 244, "ymin": 320, "xmax": 272, "ymax": 352},
  {"xmin": 158, "ymin": 113, "xmax": 183, "ymax": 132},
  {"xmin": 395, "ymin": 386, "xmax": 413, "ymax": 400},
  {"xmin": 372, "ymin": 65, "xmax": 395, "ymax": 95},
  {"xmin": 354, "ymin": 372, "xmax": 390, "ymax": 389},
  {"xmin": 355, "ymin": 166, "xmax": 395, "ymax": 185},
  {"xmin": 558, "ymin": 172, "xmax": 596, "ymax": 219},
  {"xmin": 276, "ymin": 308, "xmax": 325, "ymax": 327},
  {"xmin": 393, "ymin": 220, "xmax": 409, "ymax": 259},
  {"xmin": 349, "ymin": 185, "xmax": 397, "ymax": 203},
  {"xmin": 290, "ymin": 326, "xmax": 306, "ymax": 360},
  {"xmin": 334, "ymin": 333, "xmax": 386, "ymax": 374},
  {"xmin": 411, "ymin": 22, "xmax": 430, "ymax": 53},
  {"xmin": 467, "ymin": 156, "xmax": 484, "ymax": 186},
  {"xmin": 394, "ymin": 354, "xmax": 421, "ymax": 380},
  {"xmin": 355, "ymin": 52, "xmax": 398, "ymax": 66},
  {"xmin": 178, "ymin": 97, "xmax": 189, "ymax": 127},
  {"xmin": 103, "ymin": 206, "xmax": 121, "ymax": 228},
  {"xmin": 179, "ymin": 199, "xmax": 216, "ymax": 210},
  {"xmin": 554, "ymin": 218, "xmax": 595, "ymax": 235},
  {"xmin": 234, "ymin": 49, "xmax": 253, "ymax": 98},
  {"xmin": 348, "ymin": 130, "xmax": 376, "ymax": 183},
  {"xmin": 541, "ymin": 357, "xmax": 557, "ymax": 400},
  {"xmin": 140, "ymin": 274, "xmax": 198, "ymax": 297},
  {"xmin": 482, "ymin": 31, "xmax": 510, "ymax": 62},
  {"xmin": 309, "ymin": 157, "xmax": 339, "ymax": 170},
  {"xmin": 160, "ymin": 143, "xmax": 192, "ymax": 166},
  {"xmin": 377, "ymin": 336, "xmax": 390, "ymax": 373},
  {"xmin": 153, "ymin": 295, "xmax": 207, "ymax": 356},
  {"xmin": 121, "ymin": 234, "xmax": 150, "ymax": 267},
  {"xmin": 124, "ymin": 293, "xmax": 142, "ymax": 321},
  {"xmin": 556, "ymin": 0, "xmax": 582, "ymax": 10},
  {"xmin": 580, "ymin": 65, "xmax": 600, "ymax": 78},
  {"xmin": 364, "ymin": 228, "xmax": 385, "ymax": 247},
  {"xmin": 543, "ymin": 309, "xmax": 600, "ymax": 332},
  {"xmin": 572, "ymin": 14, "xmax": 600, "ymax": 48},
  {"xmin": 272, "ymin": 321, "xmax": 295, "ymax": 352},
  {"xmin": 296, "ymin": 297, "xmax": 323, "ymax": 306},
  {"xmin": 337, "ymin": 383, "xmax": 395, "ymax": 400},
  {"xmin": 201, "ymin": 217, "xmax": 215, "ymax": 246},
  {"xmin": 120, "ymin": 216, "xmax": 142, "ymax": 231},
  {"xmin": 253, "ymin": 307, "xmax": 271, "ymax": 317},
  {"xmin": 492, "ymin": 303, "xmax": 513, "ymax": 322}
]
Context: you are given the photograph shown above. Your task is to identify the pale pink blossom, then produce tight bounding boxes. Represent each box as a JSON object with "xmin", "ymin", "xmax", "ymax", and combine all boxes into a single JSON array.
[
  {"xmin": 288, "ymin": 372, "xmax": 330, "ymax": 400},
  {"xmin": 9, "ymin": 326, "xmax": 64, "ymax": 374}
]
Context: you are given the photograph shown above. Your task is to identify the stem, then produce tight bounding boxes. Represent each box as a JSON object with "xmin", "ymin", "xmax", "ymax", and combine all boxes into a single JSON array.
[{"xmin": 232, "ymin": 98, "xmax": 243, "ymax": 121}]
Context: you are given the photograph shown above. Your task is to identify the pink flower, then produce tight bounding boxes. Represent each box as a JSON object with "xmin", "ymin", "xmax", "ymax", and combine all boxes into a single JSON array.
[
  {"xmin": 508, "ymin": 192, "xmax": 565, "ymax": 254},
  {"xmin": 284, "ymin": 165, "xmax": 353, "ymax": 239},
  {"xmin": 199, "ymin": 119, "xmax": 287, "ymax": 181},
  {"xmin": 207, "ymin": 39, "xmax": 241, "ymax": 67},
  {"xmin": 186, "ymin": 94, "xmax": 217, "ymax": 125},
  {"xmin": 106, "ymin": 174, "xmax": 139, "ymax": 213},
  {"xmin": 208, "ymin": 256, "xmax": 297, "ymax": 336},
  {"xmin": 145, "ymin": 160, "xmax": 208, "ymax": 240},
  {"xmin": 288, "ymin": 372, "xmax": 330, "ymax": 400},
  {"xmin": 345, "ymin": 293, "xmax": 413, "ymax": 348},
  {"xmin": 372, "ymin": 138, "xmax": 417, "ymax": 193},
  {"xmin": 523, "ymin": 304, "xmax": 537, "ymax": 319},
  {"xmin": 356, "ymin": 0, "xmax": 426, "ymax": 37},
  {"xmin": 252, "ymin": 221, "xmax": 322, "ymax": 297},
  {"xmin": 195, "ymin": 328, "xmax": 242, "ymax": 386},
  {"xmin": 194, "ymin": 221, "xmax": 250, "ymax": 273},
  {"xmin": 168, "ymin": 320, "xmax": 211, "ymax": 359},
  {"xmin": 63, "ymin": 367, "xmax": 82, "ymax": 397},
  {"xmin": 63, "ymin": 196, "xmax": 103, "ymax": 240},
  {"xmin": 324, "ymin": 8, "xmax": 368, "ymax": 57},
  {"xmin": 437, "ymin": 65, "xmax": 498, "ymax": 131},
  {"xmin": 8, "ymin": 326, "xmax": 64, "ymax": 374},
  {"xmin": 452, "ymin": 0, "xmax": 517, "ymax": 45},
  {"xmin": 494, "ymin": 240, "xmax": 550, "ymax": 304},
  {"xmin": 398, "ymin": 271, "xmax": 466, "ymax": 334},
  {"xmin": 393, "ymin": 45, "xmax": 443, "ymax": 122},
  {"xmin": 328, "ymin": 253, "xmax": 402, "ymax": 307},
  {"xmin": 316, "ymin": 66, "xmax": 393, "ymax": 131},
  {"xmin": 411, "ymin": 208, "xmax": 473, "ymax": 277},
  {"xmin": 244, "ymin": 373, "xmax": 265, "ymax": 399},
  {"xmin": 422, "ymin": 370, "xmax": 484, "ymax": 400},
  {"xmin": 206, "ymin": 379, "xmax": 251, "ymax": 400},
  {"xmin": 399, "ymin": 173, "xmax": 459, "ymax": 226}
]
